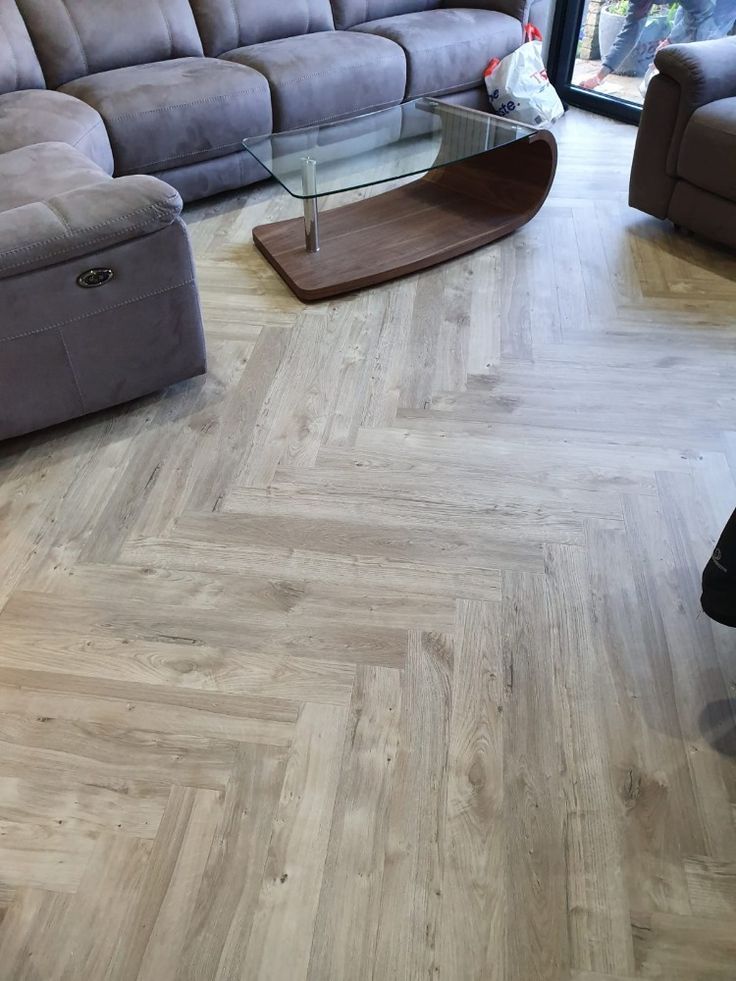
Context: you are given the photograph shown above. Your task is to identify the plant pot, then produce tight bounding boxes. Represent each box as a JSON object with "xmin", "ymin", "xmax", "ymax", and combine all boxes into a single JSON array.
[{"xmin": 599, "ymin": 5, "xmax": 671, "ymax": 76}]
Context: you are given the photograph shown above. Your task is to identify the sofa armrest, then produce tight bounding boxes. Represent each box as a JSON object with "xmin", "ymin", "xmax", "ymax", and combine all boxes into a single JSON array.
[
  {"xmin": 629, "ymin": 74, "xmax": 682, "ymax": 218},
  {"xmin": 630, "ymin": 36, "xmax": 736, "ymax": 220},
  {"xmin": 0, "ymin": 174, "xmax": 182, "ymax": 279},
  {"xmin": 655, "ymin": 36, "xmax": 736, "ymax": 112}
]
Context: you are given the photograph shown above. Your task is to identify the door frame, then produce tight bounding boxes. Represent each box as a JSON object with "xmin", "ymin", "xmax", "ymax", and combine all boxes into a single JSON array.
[{"xmin": 546, "ymin": 0, "xmax": 643, "ymax": 124}]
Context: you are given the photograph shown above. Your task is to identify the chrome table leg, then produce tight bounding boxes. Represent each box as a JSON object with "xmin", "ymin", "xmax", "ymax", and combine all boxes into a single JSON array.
[{"xmin": 301, "ymin": 156, "xmax": 320, "ymax": 253}]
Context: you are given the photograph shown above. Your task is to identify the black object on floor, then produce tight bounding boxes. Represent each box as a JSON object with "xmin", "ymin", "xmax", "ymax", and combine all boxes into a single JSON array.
[{"xmin": 702, "ymin": 508, "xmax": 736, "ymax": 628}]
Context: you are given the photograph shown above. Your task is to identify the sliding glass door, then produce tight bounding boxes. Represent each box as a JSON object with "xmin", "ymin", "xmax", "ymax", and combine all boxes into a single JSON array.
[{"xmin": 547, "ymin": 0, "xmax": 736, "ymax": 121}]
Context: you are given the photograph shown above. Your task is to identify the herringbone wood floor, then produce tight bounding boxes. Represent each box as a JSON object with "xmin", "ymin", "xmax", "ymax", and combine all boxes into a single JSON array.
[{"xmin": 1, "ymin": 108, "xmax": 735, "ymax": 980}]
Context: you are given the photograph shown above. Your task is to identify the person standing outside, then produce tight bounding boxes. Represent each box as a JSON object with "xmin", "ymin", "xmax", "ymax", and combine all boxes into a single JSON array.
[
  {"xmin": 669, "ymin": 0, "xmax": 736, "ymax": 45},
  {"xmin": 580, "ymin": 0, "xmax": 720, "ymax": 89}
]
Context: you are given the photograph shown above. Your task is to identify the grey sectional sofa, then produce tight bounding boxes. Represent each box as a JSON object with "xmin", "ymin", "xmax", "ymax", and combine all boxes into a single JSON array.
[{"xmin": 0, "ymin": 0, "xmax": 547, "ymax": 440}]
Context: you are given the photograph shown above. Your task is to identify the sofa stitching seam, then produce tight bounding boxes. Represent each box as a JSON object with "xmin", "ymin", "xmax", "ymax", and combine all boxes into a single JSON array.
[
  {"xmin": 228, "ymin": 0, "xmax": 242, "ymax": 49},
  {"xmin": 59, "ymin": 0, "xmax": 91, "ymax": 77},
  {"xmin": 0, "ymin": 197, "xmax": 180, "ymax": 264},
  {"xmin": 43, "ymin": 200, "xmax": 72, "ymax": 234},
  {"xmin": 417, "ymin": 80, "xmax": 485, "ymax": 98},
  {"xmin": 389, "ymin": 37, "xmax": 512, "ymax": 58},
  {"xmin": 0, "ymin": 278, "xmax": 196, "ymax": 343},
  {"xmin": 70, "ymin": 117, "xmax": 107, "ymax": 148},
  {"xmin": 134, "ymin": 141, "xmax": 244, "ymax": 171},
  {"xmin": 253, "ymin": 55, "xmax": 401, "ymax": 86},
  {"xmin": 58, "ymin": 327, "xmax": 86, "ymax": 410},
  {"xmin": 154, "ymin": 0, "xmax": 175, "ymax": 58},
  {"xmin": 305, "ymin": 97, "xmax": 402, "ymax": 125},
  {"xmin": 106, "ymin": 87, "xmax": 266, "ymax": 121}
]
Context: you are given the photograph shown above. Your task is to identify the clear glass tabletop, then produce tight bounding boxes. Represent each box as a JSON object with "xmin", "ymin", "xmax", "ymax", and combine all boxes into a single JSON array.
[{"xmin": 242, "ymin": 98, "xmax": 536, "ymax": 200}]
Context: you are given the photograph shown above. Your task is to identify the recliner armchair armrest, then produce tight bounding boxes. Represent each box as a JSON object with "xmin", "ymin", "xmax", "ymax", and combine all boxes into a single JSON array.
[
  {"xmin": 0, "ymin": 174, "xmax": 182, "ymax": 279},
  {"xmin": 655, "ymin": 36, "xmax": 736, "ymax": 112}
]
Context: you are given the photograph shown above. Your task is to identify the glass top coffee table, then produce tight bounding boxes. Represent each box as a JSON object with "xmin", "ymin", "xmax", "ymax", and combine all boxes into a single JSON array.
[{"xmin": 243, "ymin": 98, "xmax": 556, "ymax": 302}]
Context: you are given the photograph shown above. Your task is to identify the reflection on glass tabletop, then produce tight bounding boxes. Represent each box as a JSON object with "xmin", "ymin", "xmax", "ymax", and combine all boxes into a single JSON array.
[{"xmin": 243, "ymin": 98, "xmax": 536, "ymax": 199}]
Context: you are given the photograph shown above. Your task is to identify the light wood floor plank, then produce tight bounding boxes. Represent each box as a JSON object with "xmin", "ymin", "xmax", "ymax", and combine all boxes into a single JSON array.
[
  {"xmin": 0, "ymin": 888, "xmax": 70, "ymax": 980},
  {"xmin": 632, "ymin": 910, "xmax": 736, "ymax": 979},
  {"xmin": 545, "ymin": 544, "xmax": 635, "ymax": 977},
  {"xmin": 371, "ymin": 630, "xmax": 453, "ymax": 981},
  {"xmin": 436, "ymin": 600, "xmax": 504, "ymax": 981},
  {"xmin": 583, "ymin": 520, "xmax": 699, "ymax": 917},
  {"xmin": 684, "ymin": 856, "xmax": 736, "ymax": 919},
  {"xmin": 27, "ymin": 834, "xmax": 153, "ymax": 980},
  {"xmin": 307, "ymin": 665, "xmax": 402, "ymax": 981},
  {"xmin": 502, "ymin": 571, "xmax": 568, "ymax": 981},
  {"xmin": 120, "ymin": 786, "xmax": 223, "ymax": 981},
  {"xmin": 240, "ymin": 704, "xmax": 348, "ymax": 981},
  {"xmin": 180, "ymin": 744, "xmax": 288, "ymax": 981}
]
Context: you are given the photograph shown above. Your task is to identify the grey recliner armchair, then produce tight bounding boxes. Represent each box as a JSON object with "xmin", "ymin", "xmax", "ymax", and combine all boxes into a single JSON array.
[
  {"xmin": 0, "ymin": 142, "xmax": 206, "ymax": 441},
  {"xmin": 629, "ymin": 36, "xmax": 736, "ymax": 250}
]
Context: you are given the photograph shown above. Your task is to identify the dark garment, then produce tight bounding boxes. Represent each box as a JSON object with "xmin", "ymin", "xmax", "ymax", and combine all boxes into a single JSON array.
[{"xmin": 702, "ymin": 508, "xmax": 736, "ymax": 627}]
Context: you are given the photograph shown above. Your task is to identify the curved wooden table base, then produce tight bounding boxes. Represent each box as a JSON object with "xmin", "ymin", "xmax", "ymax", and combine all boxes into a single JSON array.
[{"xmin": 252, "ymin": 129, "xmax": 557, "ymax": 303}]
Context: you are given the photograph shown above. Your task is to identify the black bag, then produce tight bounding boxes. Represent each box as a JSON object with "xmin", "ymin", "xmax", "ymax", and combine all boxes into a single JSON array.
[{"xmin": 702, "ymin": 508, "xmax": 736, "ymax": 628}]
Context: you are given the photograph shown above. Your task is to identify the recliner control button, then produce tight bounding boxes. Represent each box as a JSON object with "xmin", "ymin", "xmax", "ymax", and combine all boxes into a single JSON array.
[{"xmin": 77, "ymin": 268, "xmax": 114, "ymax": 289}]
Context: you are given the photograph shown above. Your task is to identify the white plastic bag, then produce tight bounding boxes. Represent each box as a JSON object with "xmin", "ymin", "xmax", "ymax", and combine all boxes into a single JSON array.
[{"xmin": 484, "ymin": 25, "xmax": 564, "ymax": 127}]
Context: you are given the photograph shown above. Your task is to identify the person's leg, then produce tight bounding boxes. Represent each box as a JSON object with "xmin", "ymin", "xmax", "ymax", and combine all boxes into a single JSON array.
[
  {"xmin": 712, "ymin": 0, "xmax": 736, "ymax": 35},
  {"xmin": 671, "ymin": 0, "xmax": 719, "ymax": 41},
  {"xmin": 702, "ymin": 509, "xmax": 736, "ymax": 628},
  {"xmin": 667, "ymin": 6, "xmax": 689, "ymax": 42}
]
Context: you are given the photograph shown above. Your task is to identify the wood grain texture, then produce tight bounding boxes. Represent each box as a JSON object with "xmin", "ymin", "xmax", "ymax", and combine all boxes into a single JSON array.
[
  {"xmin": 0, "ymin": 108, "xmax": 735, "ymax": 979},
  {"xmin": 437, "ymin": 600, "xmax": 504, "ymax": 981},
  {"xmin": 307, "ymin": 666, "xmax": 402, "ymax": 981}
]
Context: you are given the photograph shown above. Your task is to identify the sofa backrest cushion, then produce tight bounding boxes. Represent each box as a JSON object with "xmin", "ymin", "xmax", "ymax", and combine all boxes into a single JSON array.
[
  {"xmin": 190, "ymin": 0, "xmax": 336, "ymax": 56},
  {"xmin": 329, "ymin": 0, "xmax": 441, "ymax": 30},
  {"xmin": 0, "ymin": 0, "xmax": 46, "ymax": 94},
  {"xmin": 16, "ymin": 0, "xmax": 204, "ymax": 88},
  {"xmin": 447, "ymin": 0, "xmax": 528, "ymax": 25}
]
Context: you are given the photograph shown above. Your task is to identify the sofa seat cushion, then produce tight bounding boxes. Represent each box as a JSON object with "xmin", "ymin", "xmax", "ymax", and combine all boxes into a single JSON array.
[
  {"xmin": 678, "ymin": 97, "xmax": 736, "ymax": 202},
  {"xmin": 352, "ymin": 8, "xmax": 522, "ymax": 99},
  {"xmin": 0, "ymin": 89, "xmax": 114, "ymax": 174},
  {"xmin": 0, "ymin": 142, "xmax": 109, "ymax": 213},
  {"xmin": 220, "ymin": 31, "xmax": 406, "ymax": 131},
  {"xmin": 60, "ymin": 58, "xmax": 272, "ymax": 176}
]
